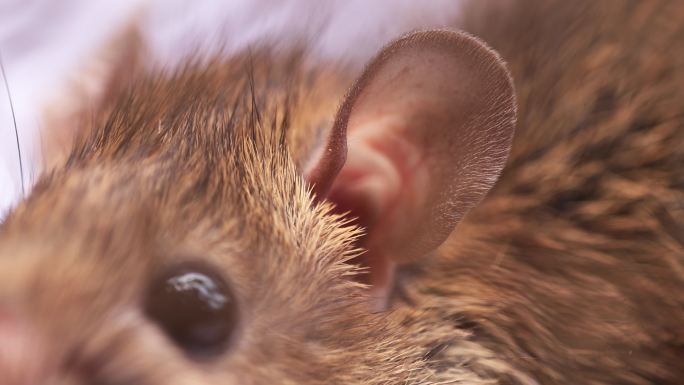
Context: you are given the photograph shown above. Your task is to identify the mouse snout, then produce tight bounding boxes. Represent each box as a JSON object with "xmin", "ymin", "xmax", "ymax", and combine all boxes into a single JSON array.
[{"xmin": 0, "ymin": 307, "xmax": 51, "ymax": 385}]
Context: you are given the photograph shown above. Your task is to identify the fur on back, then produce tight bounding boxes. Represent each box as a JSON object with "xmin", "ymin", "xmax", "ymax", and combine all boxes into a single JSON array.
[
  {"xmin": 0, "ymin": 1, "xmax": 682, "ymax": 384},
  {"xmin": 407, "ymin": 1, "xmax": 684, "ymax": 384}
]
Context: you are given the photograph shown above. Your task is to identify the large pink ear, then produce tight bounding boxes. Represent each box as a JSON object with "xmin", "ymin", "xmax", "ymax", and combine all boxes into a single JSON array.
[{"xmin": 306, "ymin": 30, "xmax": 516, "ymax": 302}]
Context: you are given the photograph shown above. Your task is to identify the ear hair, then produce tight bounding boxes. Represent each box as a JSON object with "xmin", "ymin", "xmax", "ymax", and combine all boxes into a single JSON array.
[{"xmin": 309, "ymin": 30, "xmax": 517, "ymax": 303}]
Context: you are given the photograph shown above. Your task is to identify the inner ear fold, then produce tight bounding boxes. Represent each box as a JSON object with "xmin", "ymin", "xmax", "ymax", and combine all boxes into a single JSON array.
[{"xmin": 307, "ymin": 30, "xmax": 516, "ymax": 304}]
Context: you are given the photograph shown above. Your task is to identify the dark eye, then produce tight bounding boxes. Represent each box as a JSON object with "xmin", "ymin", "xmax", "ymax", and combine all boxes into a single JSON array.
[{"xmin": 144, "ymin": 262, "xmax": 239, "ymax": 357}]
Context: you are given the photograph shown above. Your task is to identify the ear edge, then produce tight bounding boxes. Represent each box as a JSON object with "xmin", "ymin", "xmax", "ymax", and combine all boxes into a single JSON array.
[
  {"xmin": 307, "ymin": 29, "xmax": 517, "ymax": 201},
  {"xmin": 304, "ymin": 30, "xmax": 517, "ymax": 306},
  {"xmin": 350, "ymin": 30, "xmax": 517, "ymax": 262}
]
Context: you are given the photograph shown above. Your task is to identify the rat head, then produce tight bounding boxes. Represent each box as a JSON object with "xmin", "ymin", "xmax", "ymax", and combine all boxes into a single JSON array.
[{"xmin": 0, "ymin": 31, "xmax": 515, "ymax": 384}]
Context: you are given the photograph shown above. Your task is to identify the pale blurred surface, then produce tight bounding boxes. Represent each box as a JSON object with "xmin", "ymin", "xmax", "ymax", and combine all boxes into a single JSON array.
[
  {"xmin": 0, "ymin": 0, "xmax": 462, "ymax": 218},
  {"xmin": 0, "ymin": 0, "xmax": 141, "ymax": 217}
]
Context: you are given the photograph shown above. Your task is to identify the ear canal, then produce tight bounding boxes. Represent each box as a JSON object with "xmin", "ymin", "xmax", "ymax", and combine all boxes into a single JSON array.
[{"xmin": 307, "ymin": 30, "xmax": 516, "ymax": 298}]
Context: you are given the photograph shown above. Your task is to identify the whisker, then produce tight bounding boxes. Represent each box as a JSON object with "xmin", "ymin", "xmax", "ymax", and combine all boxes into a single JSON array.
[{"xmin": 0, "ymin": 51, "xmax": 25, "ymax": 197}]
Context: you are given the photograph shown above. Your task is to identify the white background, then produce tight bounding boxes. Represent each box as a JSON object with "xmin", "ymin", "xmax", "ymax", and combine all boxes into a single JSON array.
[{"xmin": 0, "ymin": 0, "xmax": 463, "ymax": 217}]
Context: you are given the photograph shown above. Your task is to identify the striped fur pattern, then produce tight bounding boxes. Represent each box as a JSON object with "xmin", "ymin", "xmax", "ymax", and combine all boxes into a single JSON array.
[{"xmin": 0, "ymin": 1, "xmax": 682, "ymax": 384}]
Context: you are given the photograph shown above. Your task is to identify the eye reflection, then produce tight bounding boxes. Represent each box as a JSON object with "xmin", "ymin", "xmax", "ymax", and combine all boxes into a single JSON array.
[{"xmin": 144, "ymin": 261, "xmax": 239, "ymax": 358}]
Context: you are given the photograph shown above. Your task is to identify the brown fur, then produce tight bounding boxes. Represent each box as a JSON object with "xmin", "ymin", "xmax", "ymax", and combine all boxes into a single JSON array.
[
  {"xmin": 407, "ymin": 1, "xmax": 684, "ymax": 384},
  {"xmin": 1, "ymin": 1, "xmax": 683, "ymax": 384},
  {"xmin": 1, "ymin": 53, "xmax": 488, "ymax": 384}
]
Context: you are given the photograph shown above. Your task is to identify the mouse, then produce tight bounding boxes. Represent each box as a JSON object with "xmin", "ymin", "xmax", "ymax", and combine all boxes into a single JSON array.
[{"xmin": 0, "ymin": 1, "xmax": 683, "ymax": 384}]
